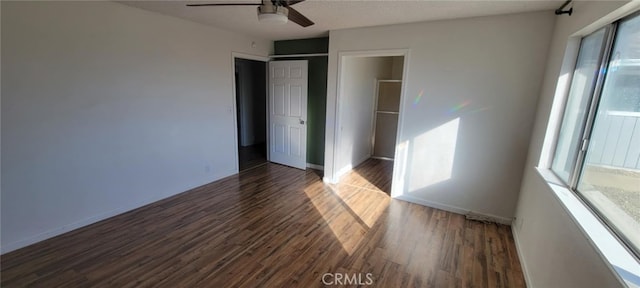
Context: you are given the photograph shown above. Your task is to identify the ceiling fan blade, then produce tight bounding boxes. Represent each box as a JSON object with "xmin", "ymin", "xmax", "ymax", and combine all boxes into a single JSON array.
[
  {"xmin": 186, "ymin": 3, "xmax": 261, "ymax": 7},
  {"xmin": 287, "ymin": 6, "xmax": 314, "ymax": 27}
]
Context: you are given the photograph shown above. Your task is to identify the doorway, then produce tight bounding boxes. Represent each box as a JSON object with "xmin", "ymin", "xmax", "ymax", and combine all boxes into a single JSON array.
[
  {"xmin": 333, "ymin": 54, "xmax": 405, "ymax": 194},
  {"xmin": 234, "ymin": 58, "xmax": 268, "ymax": 171},
  {"xmin": 325, "ymin": 50, "xmax": 408, "ymax": 195}
]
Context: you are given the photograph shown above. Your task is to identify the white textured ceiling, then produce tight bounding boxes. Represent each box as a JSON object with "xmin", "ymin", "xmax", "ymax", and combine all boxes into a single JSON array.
[{"xmin": 120, "ymin": 0, "xmax": 563, "ymax": 41}]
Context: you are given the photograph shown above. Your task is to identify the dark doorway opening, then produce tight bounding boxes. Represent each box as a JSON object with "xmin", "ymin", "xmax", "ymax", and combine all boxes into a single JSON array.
[{"xmin": 235, "ymin": 58, "xmax": 267, "ymax": 171}]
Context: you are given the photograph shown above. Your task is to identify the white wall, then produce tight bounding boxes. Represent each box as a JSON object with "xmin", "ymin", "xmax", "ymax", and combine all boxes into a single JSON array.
[
  {"xmin": 1, "ymin": 1, "xmax": 271, "ymax": 253},
  {"xmin": 325, "ymin": 11, "xmax": 555, "ymax": 221},
  {"xmin": 337, "ymin": 57, "xmax": 393, "ymax": 174},
  {"xmin": 513, "ymin": 1, "xmax": 635, "ymax": 287}
]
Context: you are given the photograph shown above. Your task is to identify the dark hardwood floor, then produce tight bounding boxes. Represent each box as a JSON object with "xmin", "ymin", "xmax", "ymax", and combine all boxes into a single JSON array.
[
  {"xmin": 238, "ymin": 142, "xmax": 267, "ymax": 171},
  {"xmin": 1, "ymin": 161, "xmax": 525, "ymax": 287},
  {"xmin": 339, "ymin": 158, "xmax": 394, "ymax": 194}
]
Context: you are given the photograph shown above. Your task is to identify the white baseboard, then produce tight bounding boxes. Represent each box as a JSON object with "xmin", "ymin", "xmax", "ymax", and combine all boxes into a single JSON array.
[
  {"xmin": 392, "ymin": 194, "xmax": 513, "ymax": 225},
  {"xmin": 2, "ymin": 201, "xmax": 159, "ymax": 254},
  {"xmin": 511, "ymin": 225, "xmax": 533, "ymax": 287},
  {"xmin": 323, "ymin": 176, "xmax": 338, "ymax": 184},
  {"xmin": 335, "ymin": 154, "xmax": 371, "ymax": 180},
  {"xmin": 306, "ymin": 163, "xmax": 324, "ymax": 170},
  {"xmin": 335, "ymin": 164, "xmax": 352, "ymax": 179},
  {"xmin": 354, "ymin": 154, "xmax": 370, "ymax": 168},
  {"xmin": 0, "ymin": 169, "xmax": 236, "ymax": 254}
]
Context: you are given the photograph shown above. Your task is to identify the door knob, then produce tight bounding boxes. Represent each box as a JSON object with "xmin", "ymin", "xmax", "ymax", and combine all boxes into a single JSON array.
[{"xmin": 299, "ymin": 119, "xmax": 305, "ymax": 125}]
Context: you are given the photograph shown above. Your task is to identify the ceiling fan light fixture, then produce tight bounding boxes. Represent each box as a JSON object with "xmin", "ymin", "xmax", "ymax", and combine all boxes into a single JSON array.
[{"xmin": 257, "ymin": 5, "xmax": 288, "ymax": 24}]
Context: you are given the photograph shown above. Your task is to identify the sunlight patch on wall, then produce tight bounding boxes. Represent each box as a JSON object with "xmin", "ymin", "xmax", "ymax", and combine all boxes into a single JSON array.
[
  {"xmin": 409, "ymin": 117, "xmax": 460, "ymax": 192},
  {"xmin": 540, "ymin": 69, "xmax": 573, "ymax": 168},
  {"xmin": 391, "ymin": 140, "xmax": 409, "ymax": 197}
]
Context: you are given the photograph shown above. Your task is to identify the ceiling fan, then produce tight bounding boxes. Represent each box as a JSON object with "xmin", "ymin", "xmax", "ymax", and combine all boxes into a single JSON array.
[{"xmin": 186, "ymin": 0, "xmax": 314, "ymax": 27}]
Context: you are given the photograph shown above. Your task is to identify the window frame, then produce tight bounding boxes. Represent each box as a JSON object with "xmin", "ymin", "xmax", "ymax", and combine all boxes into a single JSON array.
[
  {"xmin": 567, "ymin": 24, "xmax": 616, "ymax": 190},
  {"xmin": 551, "ymin": 12, "xmax": 640, "ymax": 261}
]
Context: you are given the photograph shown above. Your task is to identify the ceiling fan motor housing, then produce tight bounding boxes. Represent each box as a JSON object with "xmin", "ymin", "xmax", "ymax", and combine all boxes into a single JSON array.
[
  {"xmin": 257, "ymin": 3, "xmax": 289, "ymax": 24},
  {"xmin": 186, "ymin": 0, "xmax": 313, "ymax": 27}
]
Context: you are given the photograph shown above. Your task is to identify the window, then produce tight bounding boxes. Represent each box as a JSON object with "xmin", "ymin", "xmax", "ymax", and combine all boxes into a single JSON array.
[{"xmin": 552, "ymin": 13, "xmax": 640, "ymax": 258}]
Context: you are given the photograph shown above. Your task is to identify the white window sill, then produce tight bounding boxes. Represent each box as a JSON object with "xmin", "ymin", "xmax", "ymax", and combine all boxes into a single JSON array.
[{"xmin": 536, "ymin": 167, "xmax": 640, "ymax": 288}]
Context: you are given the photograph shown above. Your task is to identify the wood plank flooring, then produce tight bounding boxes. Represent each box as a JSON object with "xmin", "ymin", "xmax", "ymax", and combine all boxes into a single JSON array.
[
  {"xmin": 238, "ymin": 142, "xmax": 267, "ymax": 172},
  {"xmin": 1, "ymin": 161, "xmax": 525, "ymax": 287},
  {"xmin": 339, "ymin": 158, "xmax": 394, "ymax": 194}
]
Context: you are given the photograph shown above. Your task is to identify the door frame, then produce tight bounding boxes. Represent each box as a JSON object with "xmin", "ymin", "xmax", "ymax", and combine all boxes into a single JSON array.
[
  {"xmin": 231, "ymin": 52, "xmax": 270, "ymax": 173},
  {"xmin": 326, "ymin": 49, "xmax": 410, "ymax": 196}
]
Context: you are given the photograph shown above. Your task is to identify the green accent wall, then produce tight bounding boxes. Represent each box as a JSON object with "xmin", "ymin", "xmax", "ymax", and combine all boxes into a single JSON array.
[
  {"xmin": 274, "ymin": 37, "xmax": 328, "ymax": 166},
  {"xmin": 274, "ymin": 37, "xmax": 329, "ymax": 55}
]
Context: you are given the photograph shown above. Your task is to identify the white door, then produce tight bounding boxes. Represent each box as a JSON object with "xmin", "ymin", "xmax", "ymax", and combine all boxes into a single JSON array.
[{"xmin": 269, "ymin": 60, "xmax": 308, "ymax": 170}]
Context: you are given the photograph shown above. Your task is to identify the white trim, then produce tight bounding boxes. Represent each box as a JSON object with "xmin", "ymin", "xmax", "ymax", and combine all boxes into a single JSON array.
[
  {"xmin": 336, "ymin": 164, "xmax": 354, "ymax": 180},
  {"xmin": 265, "ymin": 56, "xmax": 270, "ymax": 162},
  {"xmin": 390, "ymin": 52, "xmax": 411, "ymax": 197},
  {"xmin": 607, "ymin": 111, "xmax": 640, "ymax": 117},
  {"xmin": 336, "ymin": 49, "xmax": 411, "ymax": 58},
  {"xmin": 231, "ymin": 54, "xmax": 241, "ymax": 174},
  {"xmin": 371, "ymin": 156, "xmax": 394, "ymax": 161},
  {"xmin": 306, "ymin": 163, "xmax": 324, "ymax": 170},
  {"xmin": 393, "ymin": 194, "xmax": 513, "ymax": 225},
  {"xmin": 270, "ymin": 53, "xmax": 328, "ymax": 58},
  {"xmin": 335, "ymin": 152, "xmax": 372, "ymax": 181},
  {"xmin": 511, "ymin": 225, "xmax": 534, "ymax": 288},
  {"xmin": 232, "ymin": 52, "xmax": 270, "ymax": 62},
  {"xmin": 323, "ymin": 176, "xmax": 337, "ymax": 184},
  {"xmin": 330, "ymin": 52, "xmax": 345, "ymax": 182},
  {"xmin": 335, "ymin": 154, "xmax": 373, "ymax": 181},
  {"xmin": 369, "ymin": 78, "xmax": 379, "ymax": 158},
  {"xmin": 354, "ymin": 154, "xmax": 370, "ymax": 170}
]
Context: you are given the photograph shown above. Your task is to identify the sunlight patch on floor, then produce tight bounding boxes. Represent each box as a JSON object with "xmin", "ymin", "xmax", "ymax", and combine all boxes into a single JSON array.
[{"xmin": 303, "ymin": 180, "xmax": 390, "ymax": 255}]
